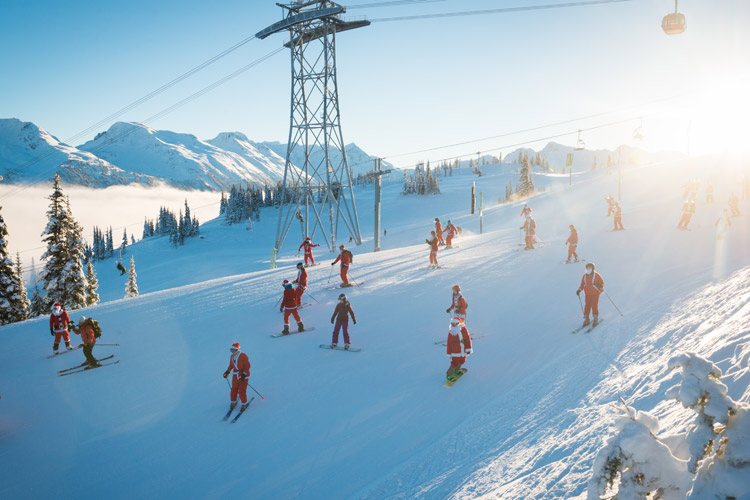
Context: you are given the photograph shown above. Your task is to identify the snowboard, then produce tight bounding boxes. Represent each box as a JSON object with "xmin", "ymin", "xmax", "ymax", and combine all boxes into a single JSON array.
[
  {"xmin": 271, "ymin": 327, "xmax": 316, "ymax": 338},
  {"xmin": 443, "ymin": 368, "xmax": 467, "ymax": 387},
  {"xmin": 328, "ymin": 282, "xmax": 363, "ymax": 290},
  {"xmin": 319, "ymin": 344, "xmax": 362, "ymax": 352}
]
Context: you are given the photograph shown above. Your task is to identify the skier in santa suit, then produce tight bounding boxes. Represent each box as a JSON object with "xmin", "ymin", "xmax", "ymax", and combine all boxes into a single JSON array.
[
  {"xmin": 566, "ymin": 224, "xmax": 579, "ymax": 262},
  {"xmin": 293, "ymin": 262, "xmax": 308, "ymax": 306},
  {"xmin": 605, "ymin": 195, "xmax": 615, "ymax": 216},
  {"xmin": 222, "ymin": 342, "xmax": 251, "ymax": 413},
  {"xmin": 49, "ymin": 302, "xmax": 73, "ymax": 353},
  {"xmin": 613, "ymin": 202, "xmax": 624, "ymax": 230},
  {"xmin": 434, "ymin": 218, "xmax": 445, "ymax": 245},
  {"xmin": 279, "ymin": 282, "xmax": 304, "ymax": 334},
  {"xmin": 576, "ymin": 262, "xmax": 605, "ymax": 327},
  {"xmin": 331, "ymin": 244, "xmax": 352, "ymax": 286},
  {"xmin": 446, "ymin": 284, "xmax": 468, "ymax": 322},
  {"xmin": 444, "ymin": 220, "xmax": 457, "ymax": 248},
  {"xmin": 426, "ymin": 230, "xmax": 439, "ymax": 268},
  {"xmin": 71, "ymin": 316, "xmax": 98, "ymax": 365},
  {"xmin": 298, "ymin": 237, "xmax": 320, "ymax": 266},
  {"xmin": 446, "ymin": 317, "xmax": 472, "ymax": 380},
  {"xmin": 677, "ymin": 196, "xmax": 696, "ymax": 230},
  {"xmin": 520, "ymin": 203, "xmax": 532, "ymax": 218},
  {"xmin": 521, "ymin": 216, "xmax": 537, "ymax": 249}
]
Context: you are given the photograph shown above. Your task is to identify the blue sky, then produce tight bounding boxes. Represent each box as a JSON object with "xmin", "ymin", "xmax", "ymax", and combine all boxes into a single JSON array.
[{"xmin": 2, "ymin": 0, "xmax": 748, "ymax": 168}]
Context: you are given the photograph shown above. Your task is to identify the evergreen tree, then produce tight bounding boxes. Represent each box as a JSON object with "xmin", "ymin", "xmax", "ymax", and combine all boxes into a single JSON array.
[
  {"xmin": 84, "ymin": 259, "xmax": 99, "ymax": 306},
  {"xmin": 15, "ymin": 252, "xmax": 30, "ymax": 321},
  {"xmin": 29, "ymin": 284, "xmax": 46, "ymax": 318},
  {"xmin": 125, "ymin": 255, "xmax": 138, "ymax": 298},
  {"xmin": 120, "ymin": 228, "xmax": 128, "ymax": 255},
  {"xmin": 0, "ymin": 207, "xmax": 28, "ymax": 324},
  {"xmin": 39, "ymin": 174, "xmax": 70, "ymax": 310},
  {"xmin": 518, "ymin": 154, "xmax": 535, "ymax": 197},
  {"xmin": 62, "ymin": 197, "xmax": 88, "ymax": 310}
]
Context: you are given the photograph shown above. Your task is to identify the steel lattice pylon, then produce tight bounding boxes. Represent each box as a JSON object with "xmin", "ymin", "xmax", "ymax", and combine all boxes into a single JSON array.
[{"xmin": 257, "ymin": 1, "xmax": 369, "ymax": 256}]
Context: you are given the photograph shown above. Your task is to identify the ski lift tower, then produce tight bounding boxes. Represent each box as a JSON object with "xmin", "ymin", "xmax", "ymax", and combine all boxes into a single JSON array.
[{"xmin": 256, "ymin": 1, "xmax": 369, "ymax": 256}]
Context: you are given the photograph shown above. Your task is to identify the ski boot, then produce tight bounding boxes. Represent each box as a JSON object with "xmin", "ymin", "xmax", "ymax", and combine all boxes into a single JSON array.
[
  {"xmin": 592, "ymin": 315, "xmax": 599, "ymax": 327},
  {"xmin": 281, "ymin": 325, "xmax": 290, "ymax": 335},
  {"xmin": 330, "ymin": 343, "xmax": 337, "ymax": 349},
  {"xmin": 582, "ymin": 316, "xmax": 591, "ymax": 327},
  {"xmin": 53, "ymin": 342, "xmax": 59, "ymax": 352},
  {"xmin": 344, "ymin": 344, "xmax": 350, "ymax": 350},
  {"xmin": 240, "ymin": 402, "xmax": 250, "ymax": 412},
  {"xmin": 297, "ymin": 321, "xmax": 304, "ymax": 332},
  {"xmin": 65, "ymin": 342, "xmax": 73, "ymax": 350}
]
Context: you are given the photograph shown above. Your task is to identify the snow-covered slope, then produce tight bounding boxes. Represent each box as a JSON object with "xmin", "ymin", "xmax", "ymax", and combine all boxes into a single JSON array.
[
  {"xmin": 0, "ymin": 157, "xmax": 748, "ymax": 499},
  {"xmin": 0, "ymin": 118, "xmax": 159, "ymax": 188}
]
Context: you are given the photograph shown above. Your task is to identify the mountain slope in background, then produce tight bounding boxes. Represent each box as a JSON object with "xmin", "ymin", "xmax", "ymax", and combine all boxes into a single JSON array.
[{"xmin": 260, "ymin": 140, "xmax": 394, "ymax": 177}]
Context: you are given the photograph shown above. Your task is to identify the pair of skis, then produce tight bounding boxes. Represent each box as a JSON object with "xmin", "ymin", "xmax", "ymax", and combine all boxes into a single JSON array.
[
  {"xmin": 45, "ymin": 344, "xmax": 84, "ymax": 359},
  {"xmin": 58, "ymin": 355, "xmax": 119, "ymax": 376},
  {"xmin": 571, "ymin": 318, "xmax": 605, "ymax": 334},
  {"xmin": 222, "ymin": 397, "xmax": 256, "ymax": 423}
]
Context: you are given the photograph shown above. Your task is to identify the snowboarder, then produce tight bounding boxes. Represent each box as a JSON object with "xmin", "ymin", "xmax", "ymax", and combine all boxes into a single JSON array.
[
  {"xmin": 566, "ymin": 224, "xmax": 579, "ymax": 262},
  {"xmin": 70, "ymin": 316, "xmax": 98, "ymax": 366},
  {"xmin": 677, "ymin": 195, "xmax": 696, "ymax": 230},
  {"xmin": 520, "ymin": 203, "xmax": 532, "ymax": 218},
  {"xmin": 330, "ymin": 293, "xmax": 357, "ymax": 350},
  {"xmin": 293, "ymin": 262, "xmax": 308, "ymax": 307},
  {"xmin": 715, "ymin": 208, "xmax": 732, "ymax": 240},
  {"xmin": 444, "ymin": 220, "xmax": 457, "ymax": 248},
  {"xmin": 298, "ymin": 237, "xmax": 320, "ymax": 266},
  {"xmin": 279, "ymin": 281, "xmax": 304, "ymax": 334},
  {"xmin": 434, "ymin": 218, "xmax": 445, "ymax": 245},
  {"xmin": 446, "ymin": 284, "xmax": 468, "ymax": 323},
  {"xmin": 446, "ymin": 317, "xmax": 472, "ymax": 380},
  {"xmin": 613, "ymin": 202, "xmax": 624, "ymax": 230},
  {"xmin": 576, "ymin": 262, "xmax": 605, "ymax": 327},
  {"xmin": 49, "ymin": 302, "xmax": 73, "ymax": 353},
  {"xmin": 605, "ymin": 195, "xmax": 615, "ymax": 216},
  {"xmin": 222, "ymin": 342, "xmax": 251, "ymax": 415},
  {"xmin": 426, "ymin": 230, "xmax": 439, "ymax": 268},
  {"xmin": 728, "ymin": 192, "xmax": 742, "ymax": 216},
  {"xmin": 521, "ymin": 216, "xmax": 536, "ymax": 249},
  {"xmin": 331, "ymin": 244, "xmax": 353, "ymax": 287}
]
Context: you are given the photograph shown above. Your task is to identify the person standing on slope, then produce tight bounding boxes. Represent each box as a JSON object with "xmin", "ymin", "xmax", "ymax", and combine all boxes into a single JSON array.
[
  {"xmin": 715, "ymin": 208, "xmax": 732, "ymax": 240},
  {"xmin": 329, "ymin": 293, "xmax": 357, "ymax": 350},
  {"xmin": 677, "ymin": 195, "xmax": 696, "ymax": 230},
  {"xmin": 70, "ymin": 316, "xmax": 98, "ymax": 366},
  {"xmin": 576, "ymin": 262, "xmax": 605, "ymax": 327},
  {"xmin": 520, "ymin": 203, "xmax": 532, "ymax": 218},
  {"xmin": 605, "ymin": 195, "xmax": 615, "ymax": 217},
  {"xmin": 280, "ymin": 281, "xmax": 304, "ymax": 334},
  {"xmin": 331, "ymin": 244, "xmax": 353, "ymax": 287},
  {"xmin": 222, "ymin": 342, "xmax": 251, "ymax": 415},
  {"xmin": 446, "ymin": 317, "xmax": 472, "ymax": 381},
  {"xmin": 49, "ymin": 302, "xmax": 74, "ymax": 353},
  {"xmin": 434, "ymin": 218, "xmax": 445, "ymax": 246},
  {"xmin": 444, "ymin": 220, "xmax": 457, "ymax": 248},
  {"xmin": 293, "ymin": 262, "xmax": 308, "ymax": 307},
  {"xmin": 728, "ymin": 192, "xmax": 742, "ymax": 216},
  {"xmin": 298, "ymin": 237, "xmax": 320, "ymax": 267},
  {"xmin": 446, "ymin": 284, "xmax": 468, "ymax": 323},
  {"xmin": 566, "ymin": 224, "xmax": 579, "ymax": 263},
  {"xmin": 426, "ymin": 230, "xmax": 440, "ymax": 268},
  {"xmin": 613, "ymin": 202, "xmax": 624, "ymax": 230},
  {"xmin": 521, "ymin": 216, "xmax": 537, "ymax": 249}
]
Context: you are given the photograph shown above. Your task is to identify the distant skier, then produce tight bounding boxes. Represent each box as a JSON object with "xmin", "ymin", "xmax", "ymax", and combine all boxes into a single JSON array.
[
  {"xmin": 299, "ymin": 237, "xmax": 320, "ymax": 266},
  {"xmin": 331, "ymin": 244, "xmax": 353, "ymax": 287},
  {"xmin": 613, "ymin": 202, "xmax": 624, "ymax": 230},
  {"xmin": 71, "ymin": 316, "xmax": 98, "ymax": 366},
  {"xmin": 434, "ymin": 218, "xmax": 445, "ymax": 245},
  {"xmin": 705, "ymin": 182, "xmax": 714, "ymax": 203},
  {"xmin": 445, "ymin": 284, "xmax": 467, "ymax": 323},
  {"xmin": 329, "ymin": 293, "xmax": 357, "ymax": 350},
  {"xmin": 49, "ymin": 302, "xmax": 73, "ymax": 353},
  {"xmin": 426, "ymin": 230, "xmax": 439, "ymax": 268},
  {"xmin": 742, "ymin": 175, "xmax": 750, "ymax": 200},
  {"xmin": 576, "ymin": 262, "xmax": 605, "ymax": 327},
  {"xmin": 521, "ymin": 216, "xmax": 536, "ymax": 249},
  {"xmin": 566, "ymin": 224, "xmax": 579, "ymax": 262},
  {"xmin": 446, "ymin": 317, "xmax": 472, "ymax": 381},
  {"xmin": 222, "ymin": 342, "xmax": 251, "ymax": 415},
  {"xmin": 444, "ymin": 220, "xmax": 457, "ymax": 248},
  {"xmin": 728, "ymin": 192, "xmax": 742, "ymax": 216},
  {"xmin": 520, "ymin": 203, "xmax": 532, "ymax": 218},
  {"xmin": 677, "ymin": 195, "xmax": 696, "ymax": 230},
  {"xmin": 280, "ymin": 281, "xmax": 304, "ymax": 334},
  {"xmin": 715, "ymin": 208, "xmax": 732, "ymax": 240},
  {"xmin": 605, "ymin": 195, "xmax": 615, "ymax": 216},
  {"xmin": 293, "ymin": 262, "xmax": 308, "ymax": 307}
]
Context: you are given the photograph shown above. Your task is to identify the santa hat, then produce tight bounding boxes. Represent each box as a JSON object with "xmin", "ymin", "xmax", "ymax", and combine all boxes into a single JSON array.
[{"xmin": 231, "ymin": 342, "xmax": 240, "ymax": 351}]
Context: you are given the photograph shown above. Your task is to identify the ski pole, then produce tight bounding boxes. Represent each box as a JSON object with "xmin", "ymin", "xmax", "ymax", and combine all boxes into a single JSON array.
[
  {"xmin": 577, "ymin": 293, "xmax": 584, "ymax": 315},
  {"xmin": 306, "ymin": 291, "xmax": 321, "ymax": 304},
  {"xmin": 225, "ymin": 377, "xmax": 231, "ymax": 389},
  {"xmin": 604, "ymin": 290, "xmax": 624, "ymax": 317},
  {"xmin": 247, "ymin": 382, "xmax": 265, "ymax": 400},
  {"xmin": 96, "ymin": 343, "xmax": 120, "ymax": 346},
  {"xmin": 327, "ymin": 263, "xmax": 334, "ymax": 283},
  {"xmin": 274, "ymin": 296, "xmax": 282, "ymax": 309}
]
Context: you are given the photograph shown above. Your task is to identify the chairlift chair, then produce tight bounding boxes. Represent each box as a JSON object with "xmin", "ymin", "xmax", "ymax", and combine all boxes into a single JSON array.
[
  {"xmin": 662, "ymin": 0, "xmax": 686, "ymax": 35},
  {"xmin": 575, "ymin": 130, "xmax": 585, "ymax": 151}
]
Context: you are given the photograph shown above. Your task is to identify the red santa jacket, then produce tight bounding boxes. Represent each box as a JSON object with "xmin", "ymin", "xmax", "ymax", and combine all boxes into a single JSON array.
[
  {"xmin": 521, "ymin": 206, "xmax": 532, "ymax": 217},
  {"xmin": 446, "ymin": 324, "xmax": 472, "ymax": 358},
  {"xmin": 50, "ymin": 310, "xmax": 71, "ymax": 333},
  {"xmin": 226, "ymin": 352, "xmax": 250, "ymax": 380},
  {"xmin": 614, "ymin": 205, "xmax": 622, "ymax": 218},
  {"xmin": 294, "ymin": 267, "xmax": 308, "ymax": 287},
  {"xmin": 426, "ymin": 236, "xmax": 439, "ymax": 251},
  {"xmin": 299, "ymin": 241, "xmax": 319, "ymax": 254},
  {"xmin": 445, "ymin": 223, "xmax": 456, "ymax": 236},
  {"xmin": 567, "ymin": 230, "xmax": 578, "ymax": 245},
  {"xmin": 73, "ymin": 321, "xmax": 96, "ymax": 345},
  {"xmin": 281, "ymin": 288, "xmax": 298, "ymax": 309},
  {"xmin": 522, "ymin": 218, "xmax": 536, "ymax": 236},
  {"xmin": 434, "ymin": 220, "xmax": 443, "ymax": 235},
  {"xmin": 447, "ymin": 293, "xmax": 467, "ymax": 317},
  {"xmin": 333, "ymin": 250, "xmax": 351, "ymax": 267},
  {"xmin": 579, "ymin": 272, "xmax": 605, "ymax": 296}
]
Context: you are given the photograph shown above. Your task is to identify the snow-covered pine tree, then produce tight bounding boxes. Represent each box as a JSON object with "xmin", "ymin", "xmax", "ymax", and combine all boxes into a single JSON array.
[
  {"xmin": 61, "ymin": 197, "xmax": 88, "ymax": 310},
  {"xmin": 29, "ymin": 283, "xmax": 46, "ymax": 318},
  {"xmin": 0, "ymin": 207, "xmax": 29, "ymax": 325},
  {"xmin": 14, "ymin": 252, "xmax": 30, "ymax": 321},
  {"xmin": 120, "ymin": 228, "xmax": 128, "ymax": 255},
  {"xmin": 106, "ymin": 227, "xmax": 114, "ymax": 258},
  {"xmin": 39, "ymin": 174, "xmax": 70, "ymax": 310},
  {"xmin": 84, "ymin": 259, "xmax": 99, "ymax": 306},
  {"xmin": 518, "ymin": 154, "xmax": 535, "ymax": 197},
  {"xmin": 125, "ymin": 255, "xmax": 138, "ymax": 298}
]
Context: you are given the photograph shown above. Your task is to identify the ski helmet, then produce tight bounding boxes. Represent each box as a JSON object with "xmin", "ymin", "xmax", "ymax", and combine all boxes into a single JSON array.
[
  {"xmin": 450, "ymin": 317, "xmax": 461, "ymax": 325},
  {"xmin": 78, "ymin": 316, "xmax": 87, "ymax": 325},
  {"xmin": 338, "ymin": 293, "xmax": 347, "ymax": 301},
  {"xmin": 230, "ymin": 342, "xmax": 240, "ymax": 352},
  {"xmin": 296, "ymin": 262, "xmax": 304, "ymax": 269}
]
